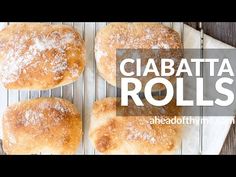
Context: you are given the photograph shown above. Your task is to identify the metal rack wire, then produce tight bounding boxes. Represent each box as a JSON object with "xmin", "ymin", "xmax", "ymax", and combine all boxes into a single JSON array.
[
  {"xmin": 0, "ymin": 22, "xmax": 206, "ymax": 155},
  {"xmin": 199, "ymin": 22, "xmax": 204, "ymax": 154}
]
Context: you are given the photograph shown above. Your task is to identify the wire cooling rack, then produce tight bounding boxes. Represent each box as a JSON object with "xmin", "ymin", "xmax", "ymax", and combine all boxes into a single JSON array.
[{"xmin": 0, "ymin": 22, "xmax": 206, "ymax": 155}]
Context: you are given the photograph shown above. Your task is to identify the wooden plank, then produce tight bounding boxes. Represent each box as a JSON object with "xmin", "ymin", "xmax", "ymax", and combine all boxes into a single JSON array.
[
  {"xmin": 186, "ymin": 22, "xmax": 198, "ymax": 29},
  {"xmin": 187, "ymin": 22, "xmax": 236, "ymax": 154},
  {"xmin": 202, "ymin": 22, "xmax": 236, "ymax": 47},
  {"xmin": 220, "ymin": 117, "xmax": 236, "ymax": 154}
]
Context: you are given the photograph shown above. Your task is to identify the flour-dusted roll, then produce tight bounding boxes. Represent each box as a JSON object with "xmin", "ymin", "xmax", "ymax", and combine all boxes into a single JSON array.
[
  {"xmin": 89, "ymin": 97, "xmax": 182, "ymax": 154},
  {"xmin": 0, "ymin": 23, "xmax": 85, "ymax": 90},
  {"xmin": 2, "ymin": 98, "xmax": 82, "ymax": 155},
  {"xmin": 95, "ymin": 23, "xmax": 182, "ymax": 90}
]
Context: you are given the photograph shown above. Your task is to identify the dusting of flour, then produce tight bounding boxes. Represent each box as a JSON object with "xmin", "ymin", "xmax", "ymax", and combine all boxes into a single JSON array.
[{"xmin": 0, "ymin": 28, "xmax": 78, "ymax": 84}]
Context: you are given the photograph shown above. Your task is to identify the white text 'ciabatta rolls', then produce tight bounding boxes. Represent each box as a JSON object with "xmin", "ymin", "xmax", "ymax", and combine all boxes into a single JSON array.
[
  {"xmin": 95, "ymin": 23, "xmax": 183, "ymax": 89},
  {"xmin": 0, "ymin": 23, "xmax": 85, "ymax": 90},
  {"xmin": 89, "ymin": 97, "xmax": 182, "ymax": 154},
  {"xmin": 2, "ymin": 97, "xmax": 82, "ymax": 155}
]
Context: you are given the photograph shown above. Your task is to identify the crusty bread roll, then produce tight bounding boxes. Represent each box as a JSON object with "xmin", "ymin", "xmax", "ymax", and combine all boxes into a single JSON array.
[
  {"xmin": 2, "ymin": 97, "xmax": 82, "ymax": 155},
  {"xmin": 89, "ymin": 97, "xmax": 182, "ymax": 154},
  {"xmin": 95, "ymin": 23, "xmax": 182, "ymax": 90},
  {"xmin": 0, "ymin": 23, "xmax": 85, "ymax": 90}
]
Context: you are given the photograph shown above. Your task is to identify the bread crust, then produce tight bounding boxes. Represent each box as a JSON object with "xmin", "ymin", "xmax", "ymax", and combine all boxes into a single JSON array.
[
  {"xmin": 2, "ymin": 97, "xmax": 82, "ymax": 154},
  {"xmin": 89, "ymin": 97, "xmax": 182, "ymax": 154},
  {"xmin": 0, "ymin": 23, "xmax": 85, "ymax": 90},
  {"xmin": 95, "ymin": 23, "xmax": 182, "ymax": 89}
]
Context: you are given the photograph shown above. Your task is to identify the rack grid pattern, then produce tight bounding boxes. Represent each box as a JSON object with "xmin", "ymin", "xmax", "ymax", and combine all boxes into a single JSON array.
[{"xmin": 0, "ymin": 22, "xmax": 205, "ymax": 155}]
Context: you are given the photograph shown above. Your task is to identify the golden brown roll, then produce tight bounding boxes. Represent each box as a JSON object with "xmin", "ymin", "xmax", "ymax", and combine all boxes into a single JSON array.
[
  {"xmin": 95, "ymin": 23, "xmax": 182, "ymax": 90},
  {"xmin": 0, "ymin": 23, "xmax": 85, "ymax": 90},
  {"xmin": 89, "ymin": 97, "xmax": 182, "ymax": 154},
  {"xmin": 2, "ymin": 97, "xmax": 82, "ymax": 155}
]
